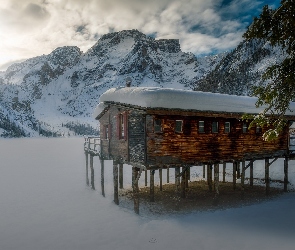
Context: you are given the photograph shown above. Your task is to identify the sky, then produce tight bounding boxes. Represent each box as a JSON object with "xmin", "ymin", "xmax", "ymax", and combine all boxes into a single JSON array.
[{"xmin": 0, "ymin": 0, "xmax": 281, "ymax": 71}]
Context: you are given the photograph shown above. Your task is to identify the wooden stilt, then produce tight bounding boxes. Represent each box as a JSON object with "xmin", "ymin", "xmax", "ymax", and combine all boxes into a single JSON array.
[
  {"xmin": 150, "ymin": 170, "xmax": 155, "ymax": 202},
  {"xmin": 85, "ymin": 152, "xmax": 89, "ymax": 186},
  {"xmin": 250, "ymin": 160, "xmax": 254, "ymax": 187},
  {"xmin": 90, "ymin": 154, "xmax": 95, "ymax": 190},
  {"xmin": 119, "ymin": 163, "xmax": 123, "ymax": 189},
  {"xmin": 265, "ymin": 158, "xmax": 270, "ymax": 195},
  {"xmin": 207, "ymin": 164, "xmax": 213, "ymax": 192},
  {"xmin": 181, "ymin": 167, "xmax": 186, "ymax": 198},
  {"xmin": 213, "ymin": 164, "xmax": 219, "ymax": 205},
  {"xmin": 167, "ymin": 167, "xmax": 170, "ymax": 183},
  {"xmin": 203, "ymin": 164, "xmax": 206, "ymax": 179},
  {"xmin": 284, "ymin": 157, "xmax": 288, "ymax": 192},
  {"xmin": 233, "ymin": 162, "xmax": 236, "ymax": 190},
  {"xmin": 113, "ymin": 161, "xmax": 119, "ymax": 205},
  {"xmin": 100, "ymin": 158, "xmax": 105, "ymax": 197},
  {"xmin": 159, "ymin": 168, "xmax": 163, "ymax": 191},
  {"xmin": 133, "ymin": 167, "xmax": 139, "ymax": 214},
  {"xmin": 237, "ymin": 161, "xmax": 241, "ymax": 179},
  {"xmin": 175, "ymin": 167, "xmax": 180, "ymax": 191},
  {"xmin": 185, "ymin": 167, "xmax": 189, "ymax": 188},
  {"xmin": 223, "ymin": 162, "xmax": 226, "ymax": 183},
  {"xmin": 241, "ymin": 161, "xmax": 245, "ymax": 199},
  {"xmin": 145, "ymin": 169, "xmax": 148, "ymax": 187}
]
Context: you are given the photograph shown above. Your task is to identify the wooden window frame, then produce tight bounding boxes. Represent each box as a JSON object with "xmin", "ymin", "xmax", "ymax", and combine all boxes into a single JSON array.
[
  {"xmin": 198, "ymin": 120, "xmax": 205, "ymax": 133},
  {"xmin": 117, "ymin": 112, "xmax": 128, "ymax": 140},
  {"xmin": 212, "ymin": 121, "xmax": 218, "ymax": 133},
  {"xmin": 175, "ymin": 120, "xmax": 183, "ymax": 133},
  {"xmin": 224, "ymin": 122, "xmax": 230, "ymax": 133},
  {"xmin": 256, "ymin": 125, "xmax": 262, "ymax": 134},
  {"xmin": 242, "ymin": 122, "xmax": 248, "ymax": 133},
  {"xmin": 154, "ymin": 118, "xmax": 162, "ymax": 133}
]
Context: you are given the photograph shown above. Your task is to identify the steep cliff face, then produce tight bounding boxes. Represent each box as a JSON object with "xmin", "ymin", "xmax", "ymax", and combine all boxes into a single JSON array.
[{"xmin": 194, "ymin": 39, "xmax": 286, "ymax": 96}]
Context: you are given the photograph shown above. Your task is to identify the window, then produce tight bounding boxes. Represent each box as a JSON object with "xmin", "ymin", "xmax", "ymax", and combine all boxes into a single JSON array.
[
  {"xmin": 175, "ymin": 120, "xmax": 183, "ymax": 133},
  {"xmin": 243, "ymin": 123, "xmax": 248, "ymax": 133},
  {"xmin": 102, "ymin": 124, "xmax": 111, "ymax": 139},
  {"xmin": 198, "ymin": 121, "xmax": 205, "ymax": 133},
  {"xmin": 154, "ymin": 119, "xmax": 162, "ymax": 133},
  {"xmin": 212, "ymin": 121, "xmax": 218, "ymax": 133},
  {"xmin": 105, "ymin": 125, "xmax": 109, "ymax": 139},
  {"xmin": 224, "ymin": 122, "xmax": 230, "ymax": 133},
  {"xmin": 117, "ymin": 113, "xmax": 127, "ymax": 140},
  {"xmin": 256, "ymin": 125, "xmax": 262, "ymax": 134}
]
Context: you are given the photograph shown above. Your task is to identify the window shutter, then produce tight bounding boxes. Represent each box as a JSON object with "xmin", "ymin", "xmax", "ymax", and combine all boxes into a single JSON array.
[
  {"xmin": 116, "ymin": 114, "xmax": 120, "ymax": 139},
  {"xmin": 108, "ymin": 124, "xmax": 112, "ymax": 139},
  {"xmin": 123, "ymin": 112, "xmax": 128, "ymax": 140}
]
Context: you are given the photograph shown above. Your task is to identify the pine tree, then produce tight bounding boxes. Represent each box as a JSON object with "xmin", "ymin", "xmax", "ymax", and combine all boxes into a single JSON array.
[{"xmin": 243, "ymin": 0, "xmax": 295, "ymax": 140}]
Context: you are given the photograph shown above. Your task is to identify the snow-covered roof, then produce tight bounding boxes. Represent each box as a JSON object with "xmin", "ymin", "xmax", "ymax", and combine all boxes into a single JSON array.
[{"xmin": 93, "ymin": 87, "xmax": 295, "ymax": 118}]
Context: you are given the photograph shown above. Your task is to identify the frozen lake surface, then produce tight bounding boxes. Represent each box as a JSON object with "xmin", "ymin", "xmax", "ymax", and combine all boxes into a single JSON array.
[{"xmin": 0, "ymin": 138, "xmax": 294, "ymax": 250}]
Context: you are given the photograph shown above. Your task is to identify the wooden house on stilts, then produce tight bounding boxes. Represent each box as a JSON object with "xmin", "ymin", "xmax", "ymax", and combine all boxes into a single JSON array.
[{"xmin": 85, "ymin": 84, "xmax": 295, "ymax": 214}]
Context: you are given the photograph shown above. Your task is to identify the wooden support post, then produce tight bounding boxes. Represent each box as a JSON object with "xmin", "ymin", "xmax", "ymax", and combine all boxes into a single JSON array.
[
  {"xmin": 159, "ymin": 168, "xmax": 163, "ymax": 191},
  {"xmin": 113, "ymin": 161, "xmax": 119, "ymax": 205},
  {"xmin": 150, "ymin": 170, "xmax": 155, "ymax": 202},
  {"xmin": 213, "ymin": 164, "xmax": 219, "ymax": 205},
  {"xmin": 265, "ymin": 158, "xmax": 270, "ymax": 196},
  {"xmin": 133, "ymin": 167, "xmax": 139, "ymax": 214},
  {"xmin": 90, "ymin": 154, "xmax": 95, "ymax": 190},
  {"xmin": 250, "ymin": 160, "xmax": 254, "ymax": 187},
  {"xmin": 223, "ymin": 163, "xmax": 226, "ymax": 183},
  {"xmin": 233, "ymin": 162, "xmax": 236, "ymax": 190},
  {"xmin": 185, "ymin": 167, "xmax": 189, "ymax": 188},
  {"xmin": 119, "ymin": 163, "xmax": 123, "ymax": 189},
  {"xmin": 181, "ymin": 167, "xmax": 186, "ymax": 198},
  {"xmin": 207, "ymin": 164, "xmax": 213, "ymax": 192},
  {"xmin": 175, "ymin": 167, "xmax": 180, "ymax": 191},
  {"xmin": 145, "ymin": 169, "xmax": 148, "ymax": 187},
  {"xmin": 100, "ymin": 158, "xmax": 105, "ymax": 197},
  {"xmin": 214, "ymin": 164, "xmax": 219, "ymax": 195},
  {"xmin": 187, "ymin": 167, "xmax": 190, "ymax": 181},
  {"xmin": 85, "ymin": 152, "xmax": 89, "ymax": 186},
  {"xmin": 167, "ymin": 167, "xmax": 170, "ymax": 183},
  {"xmin": 237, "ymin": 161, "xmax": 241, "ymax": 179},
  {"xmin": 241, "ymin": 161, "xmax": 245, "ymax": 199},
  {"xmin": 284, "ymin": 157, "xmax": 288, "ymax": 192},
  {"xmin": 203, "ymin": 164, "xmax": 206, "ymax": 179}
]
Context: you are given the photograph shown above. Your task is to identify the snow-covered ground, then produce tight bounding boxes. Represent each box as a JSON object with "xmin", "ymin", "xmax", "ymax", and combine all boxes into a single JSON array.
[{"xmin": 0, "ymin": 138, "xmax": 294, "ymax": 250}]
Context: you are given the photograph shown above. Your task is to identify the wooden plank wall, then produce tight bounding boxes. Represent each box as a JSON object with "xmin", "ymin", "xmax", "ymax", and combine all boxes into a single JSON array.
[{"xmin": 146, "ymin": 114, "xmax": 288, "ymax": 165}]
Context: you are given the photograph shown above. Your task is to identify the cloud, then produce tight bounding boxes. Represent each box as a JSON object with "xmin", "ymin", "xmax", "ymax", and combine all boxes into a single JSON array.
[{"xmin": 0, "ymin": 0, "xmax": 281, "ymax": 70}]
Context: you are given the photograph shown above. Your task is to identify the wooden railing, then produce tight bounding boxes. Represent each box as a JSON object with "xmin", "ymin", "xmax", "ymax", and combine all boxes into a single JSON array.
[{"xmin": 84, "ymin": 136, "xmax": 100, "ymax": 155}]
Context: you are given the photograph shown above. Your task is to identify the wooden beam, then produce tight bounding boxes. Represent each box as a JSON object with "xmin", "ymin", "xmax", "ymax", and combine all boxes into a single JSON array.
[
  {"xmin": 175, "ymin": 167, "xmax": 180, "ymax": 191},
  {"xmin": 284, "ymin": 157, "xmax": 288, "ymax": 192},
  {"xmin": 185, "ymin": 167, "xmax": 189, "ymax": 188},
  {"xmin": 223, "ymin": 162, "xmax": 226, "ymax": 183},
  {"xmin": 90, "ymin": 155, "xmax": 95, "ymax": 190},
  {"xmin": 159, "ymin": 168, "xmax": 163, "ymax": 191},
  {"xmin": 113, "ymin": 161, "xmax": 119, "ymax": 205},
  {"xmin": 181, "ymin": 168, "xmax": 186, "ymax": 198},
  {"xmin": 203, "ymin": 164, "xmax": 206, "ymax": 179},
  {"xmin": 265, "ymin": 158, "xmax": 270, "ymax": 196},
  {"xmin": 119, "ymin": 163, "xmax": 123, "ymax": 189},
  {"xmin": 133, "ymin": 167, "xmax": 139, "ymax": 214},
  {"xmin": 233, "ymin": 162, "xmax": 237, "ymax": 190},
  {"xmin": 241, "ymin": 161, "xmax": 245, "ymax": 199},
  {"xmin": 250, "ymin": 160, "xmax": 254, "ymax": 187},
  {"xmin": 100, "ymin": 158, "xmax": 105, "ymax": 197},
  {"xmin": 214, "ymin": 164, "xmax": 219, "ymax": 196},
  {"xmin": 207, "ymin": 164, "xmax": 213, "ymax": 192},
  {"xmin": 237, "ymin": 161, "xmax": 240, "ymax": 179},
  {"xmin": 145, "ymin": 169, "xmax": 148, "ymax": 187},
  {"xmin": 85, "ymin": 152, "xmax": 89, "ymax": 186},
  {"xmin": 167, "ymin": 167, "xmax": 170, "ymax": 183},
  {"xmin": 150, "ymin": 170, "xmax": 155, "ymax": 202}
]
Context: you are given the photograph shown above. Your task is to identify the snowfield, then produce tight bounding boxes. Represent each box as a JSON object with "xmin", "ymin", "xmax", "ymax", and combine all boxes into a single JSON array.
[{"xmin": 0, "ymin": 138, "xmax": 295, "ymax": 250}]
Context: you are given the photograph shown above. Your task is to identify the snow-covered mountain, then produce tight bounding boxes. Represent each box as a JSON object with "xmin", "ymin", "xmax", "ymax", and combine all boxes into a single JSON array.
[{"xmin": 0, "ymin": 29, "xmax": 286, "ymax": 137}]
